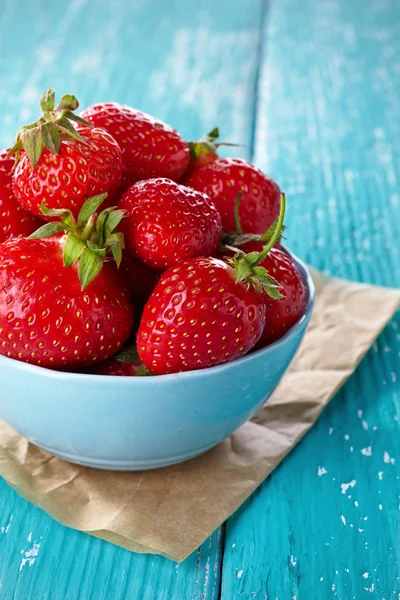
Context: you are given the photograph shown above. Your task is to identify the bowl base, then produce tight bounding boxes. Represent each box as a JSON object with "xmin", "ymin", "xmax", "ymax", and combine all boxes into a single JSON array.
[{"xmin": 32, "ymin": 441, "xmax": 218, "ymax": 471}]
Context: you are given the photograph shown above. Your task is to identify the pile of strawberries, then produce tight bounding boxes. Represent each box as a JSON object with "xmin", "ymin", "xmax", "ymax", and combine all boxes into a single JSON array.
[{"xmin": 0, "ymin": 89, "xmax": 307, "ymax": 376}]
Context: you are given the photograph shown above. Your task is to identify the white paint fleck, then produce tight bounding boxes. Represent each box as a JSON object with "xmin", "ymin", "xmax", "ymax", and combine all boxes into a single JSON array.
[
  {"xmin": 361, "ymin": 446, "xmax": 372, "ymax": 456},
  {"xmin": 344, "ymin": 434, "xmax": 350, "ymax": 440},
  {"xmin": 340, "ymin": 515, "xmax": 346, "ymax": 525},
  {"xmin": 378, "ymin": 504, "xmax": 383, "ymax": 510},
  {"xmin": 0, "ymin": 515, "xmax": 13, "ymax": 535},
  {"xmin": 341, "ymin": 480, "xmax": 356, "ymax": 494},
  {"xmin": 345, "ymin": 568, "xmax": 350, "ymax": 573},
  {"xmin": 19, "ymin": 541, "xmax": 41, "ymax": 572},
  {"xmin": 364, "ymin": 583, "xmax": 375, "ymax": 593},
  {"xmin": 355, "ymin": 501, "xmax": 359, "ymax": 507},
  {"xmin": 372, "ymin": 426, "xmax": 378, "ymax": 431},
  {"xmin": 318, "ymin": 466, "xmax": 328, "ymax": 476},
  {"xmin": 357, "ymin": 410, "xmax": 363, "ymax": 418},
  {"xmin": 378, "ymin": 471, "xmax": 383, "ymax": 480},
  {"xmin": 332, "ymin": 584, "xmax": 336, "ymax": 591},
  {"xmin": 328, "ymin": 427, "xmax": 333, "ymax": 435},
  {"xmin": 290, "ymin": 556, "xmax": 297, "ymax": 566},
  {"xmin": 363, "ymin": 573, "xmax": 369, "ymax": 579},
  {"xmin": 232, "ymin": 543, "xmax": 236, "ymax": 548},
  {"xmin": 320, "ymin": 577, "xmax": 324, "ymax": 581},
  {"xmin": 237, "ymin": 569, "xmax": 244, "ymax": 579},
  {"xmin": 383, "ymin": 451, "xmax": 395, "ymax": 465},
  {"xmin": 350, "ymin": 446, "xmax": 354, "ymax": 452},
  {"xmin": 358, "ymin": 528, "xmax": 364, "ymax": 532},
  {"xmin": 27, "ymin": 533, "xmax": 32, "ymax": 543},
  {"xmin": 362, "ymin": 420, "xmax": 369, "ymax": 430}
]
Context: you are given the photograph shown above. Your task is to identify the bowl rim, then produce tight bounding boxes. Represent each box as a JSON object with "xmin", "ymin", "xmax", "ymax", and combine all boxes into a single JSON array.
[{"xmin": 0, "ymin": 248, "xmax": 315, "ymax": 384}]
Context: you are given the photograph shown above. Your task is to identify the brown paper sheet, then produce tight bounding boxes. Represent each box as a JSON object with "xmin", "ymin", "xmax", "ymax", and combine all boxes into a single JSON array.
[{"xmin": 0, "ymin": 269, "xmax": 399, "ymax": 562}]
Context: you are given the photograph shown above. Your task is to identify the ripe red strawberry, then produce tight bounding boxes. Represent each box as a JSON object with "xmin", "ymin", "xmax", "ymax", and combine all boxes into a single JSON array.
[
  {"xmin": 137, "ymin": 194, "xmax": 287, "ymax": 375},
  {"xmin": 86, "ymin": 345, "xmax": 147, "ymax": 376},
  {"xmin": 0, "ymin": 195, "xmax": 133, "ymax": 369},
  {"xmin": 119, "ymin": 178, "xmax": 222, "ymax": 270},
  {"xmin": 9, "ymin": 89, "xmax": 123, "ymax": 220},
  {"xmin": 219, "ymin": 243, "xmax": 307, "ymax": 346},
  {"xmin": 183, "ymin": 157, "xmax": 281, "ymax": 234},
  {"xmin": 183, "ymin": 130, "xmax": 281, "ymax": 234},
  {"xmin": 137, "ymin": 257, "xmax": 267, "ymax": 375},
  {"xmin": 0, "ymin": 149, "xmax": 42, "ymax": 242},
  {"xmin": 80, "ymin": 102, "xmax": 190, "ymax": 188}
]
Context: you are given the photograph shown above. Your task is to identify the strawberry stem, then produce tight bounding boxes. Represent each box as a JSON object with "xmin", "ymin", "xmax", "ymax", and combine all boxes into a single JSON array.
[
  {"xmin": 233, "ymin": 192, "xmax": 243, "ymax": 235},
  {"xmin": 251, "ymin": 193, "xmax": 286, "ymax": 266},
  {"xmin": 227, "ymin": 193, "xmax": 287, "ymax": 300}
]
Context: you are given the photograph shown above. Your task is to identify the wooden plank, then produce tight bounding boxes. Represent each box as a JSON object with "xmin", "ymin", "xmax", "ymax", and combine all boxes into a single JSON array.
[
  {"xmin": 220, "ymin": 0, "xmax": 400, "ymax": 598},
  {"xmin": 0, "ymin": 483, "xmax": 223, "ymax": 599},
  {"xmin": 0, "ymin": 0, "xmax": 266, "ymax": 598}
]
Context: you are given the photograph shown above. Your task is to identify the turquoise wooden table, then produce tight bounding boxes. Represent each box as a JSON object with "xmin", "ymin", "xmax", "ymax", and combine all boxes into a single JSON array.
[{"xmin": 0, "ymin": 0, "xmax": 399, "ymax": 598}]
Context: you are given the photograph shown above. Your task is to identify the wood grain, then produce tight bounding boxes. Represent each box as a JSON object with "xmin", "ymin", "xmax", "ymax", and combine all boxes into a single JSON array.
[
  {"xmin": 221, "ymin": 0, "xmax": 400, "ymax": 598},
  {"xmin": 0, "ymin": 0, "xmax": 399, "ymax": 598}
]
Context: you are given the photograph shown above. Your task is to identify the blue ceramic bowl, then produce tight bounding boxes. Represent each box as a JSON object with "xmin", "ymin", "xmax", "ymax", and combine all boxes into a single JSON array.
[{"xmin": 0, "ymin": 251, "xmax": 315, "ymax": 471}]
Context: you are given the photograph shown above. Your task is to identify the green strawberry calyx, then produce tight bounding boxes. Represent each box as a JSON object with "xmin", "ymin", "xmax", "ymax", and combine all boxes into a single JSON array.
[
  {"xmin": 226, "ymin": 193, "xmax": 287, "ymax": 299},
  {"xmin": 188, "ymin": 127, "xmax": 220, "ymax": 160},
  {"xmin": 113, "ymin": 344, "xmax": 152, "ymax": 376},
  {"xmin": 188, "ymin": 127, "xmax": 240, "ymax": 163},
  {"xmin": 29, "ymin": 193, "xmax": 126, "ymax": 290},
  {"xmin": 8, "ymin": 88, "xmax": 92, "ymax": 169},
  {"xmin": 221, "ymin": 192, "xmax": 286, "ymax": 247}
]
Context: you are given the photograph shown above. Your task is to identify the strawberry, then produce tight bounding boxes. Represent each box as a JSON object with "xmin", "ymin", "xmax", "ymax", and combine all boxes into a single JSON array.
[
  {"xmin": 85, "ymin": 345, "xmax": 148, "ymax": 376},
  {"xmin": 220, "ymin": 243, "xmax": 307, "ymax": 346},
  {"xmin": 0, "ymin": 194, "xmax": 133, "ymax": 369},
  {"xmin": 137, "ymin": 257, "xmax": 266, "ymax": 375},
  {"xmin": 218, "ymin": 193, "xmax": 306, "ymax": 347},
  {"xmin": 119, "ymin": 178, "xmax": 222, "ymax": 270},
  {"xmin": 183, "ymin": 130, "xmax": 281, "ymax": 234},
  {"xmin": 137, "ymin": 196, "xmax": 286, "ymax": 375},
  {"xmin": 9, "ymin": 89, "xmax": 123, "ymax": 220},
  {"xmin": 80, "ymin": 102, "xmax": 190, "ymax": 188},
  {"xmin": 0, "ymin": 149, "xmax": 42, "ymax": 242}
]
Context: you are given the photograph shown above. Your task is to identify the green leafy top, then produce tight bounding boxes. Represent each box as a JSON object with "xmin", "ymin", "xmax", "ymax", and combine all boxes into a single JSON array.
[
  {"xmin": 221, "ymin": 192, "xmax": 286, "ymax": 248},
  {"xmin": 188, "ymin": 127, "xmax": 240, "ymax": 161},
  {"xmin": 112, "ymin": 343, "xmax": 152, "ymax": 376},
  {"xmin": 29, "ymin": 193, "xmax": 126, "ymax": 290},
  {"xmin": 226, "ymin": 193, "xmax": 287, "ymax": 299},
  {"xmin": 8, "ymin": 88, "xmax": 92, "ymax": 168},
  {"xmin": 188, "ymin": 127, "xmax": 220, "ymax": 160}
]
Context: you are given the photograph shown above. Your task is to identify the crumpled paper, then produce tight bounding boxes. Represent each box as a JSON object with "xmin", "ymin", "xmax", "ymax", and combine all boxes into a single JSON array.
[{"xmin": 0, "ymin": 269, "xmax": 398, "ymax": 562}]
